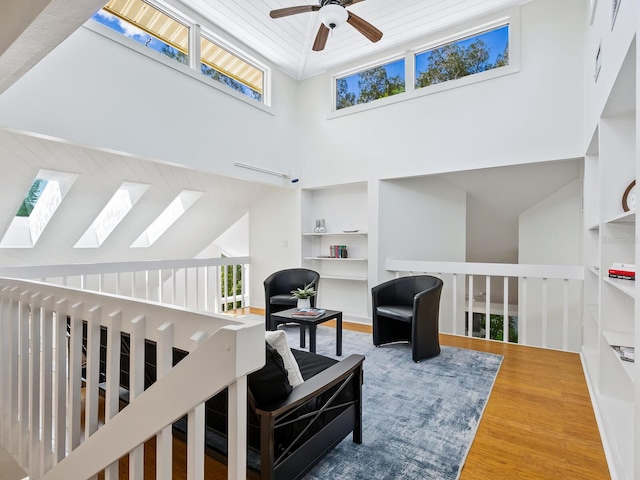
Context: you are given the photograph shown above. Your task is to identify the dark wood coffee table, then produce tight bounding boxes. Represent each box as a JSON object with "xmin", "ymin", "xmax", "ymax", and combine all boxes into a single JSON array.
[{"xmin": 270, "ymin": 308, "xmax": 342, "ymax": 356}]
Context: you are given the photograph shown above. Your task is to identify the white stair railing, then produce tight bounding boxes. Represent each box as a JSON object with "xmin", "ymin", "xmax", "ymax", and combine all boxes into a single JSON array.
[
  {"xmin": 0, "ymin": 278, "xmax": 264, "ymax": 480},
  {"xmin": 0, "ymin": 257, "xmax": 250, "ymax": 313},
  {"xmin": 386, "ymin": 260, "xmax": 585, "ymax": 352}
]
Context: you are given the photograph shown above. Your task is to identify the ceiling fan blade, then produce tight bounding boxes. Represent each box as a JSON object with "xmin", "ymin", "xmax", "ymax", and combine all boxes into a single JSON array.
[
  {"xmin": 347, "ymin": 11, "xmax": 383, "ymax": 43},
  {"xmin": 270, "ymin": 5, "xmax": 320, "ymax": 19},
  {"xmin": 312, "ymin": 24, "xmax": 330, "ymax": 51}
]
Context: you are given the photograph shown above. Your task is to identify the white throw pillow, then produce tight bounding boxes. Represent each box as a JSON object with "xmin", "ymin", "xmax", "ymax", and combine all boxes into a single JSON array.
[{"xmin": 265, "ymin": 330, "xmax": 304, "ymax": 387}]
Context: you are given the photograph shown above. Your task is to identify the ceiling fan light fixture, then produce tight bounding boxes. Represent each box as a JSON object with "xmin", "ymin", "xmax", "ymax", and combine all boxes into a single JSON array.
[{"xmin": 320, "ymin": 4, "xmax": 348, "ymax": 29}]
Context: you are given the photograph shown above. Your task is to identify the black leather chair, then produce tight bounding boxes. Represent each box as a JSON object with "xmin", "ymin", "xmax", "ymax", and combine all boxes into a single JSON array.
[
  {"xmin": 264, "ymin": 268, "xmax": 320, "ymax": 330},
  {"xmin": 371, "ymin": 275, "xmax": 444, "ymax": 362}
]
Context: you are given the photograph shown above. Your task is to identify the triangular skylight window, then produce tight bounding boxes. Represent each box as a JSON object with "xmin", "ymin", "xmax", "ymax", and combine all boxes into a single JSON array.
[
  {"xmin": 131, "ymin": 189, "xmax": 203, "ymax": 247},
  {"xmin": 0, "ymin": 170, "xmax": 78, "ymax": 248},
  {"xmin": 75, "ymin": 182, "xmax": 150, "ymax": 248}
]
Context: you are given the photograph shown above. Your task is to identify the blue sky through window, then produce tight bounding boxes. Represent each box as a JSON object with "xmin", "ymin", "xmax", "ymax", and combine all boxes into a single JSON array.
[
  {"xmin": 92, "ymin": 10, "xmax": 185, "ymax": 63},
  {"xmin": 415, "ymin": 25, "xmax": 509, "ymax": 80},
  {"xmin": 337, "ymin": 58, "xmax": 405, "ymax": 106}
]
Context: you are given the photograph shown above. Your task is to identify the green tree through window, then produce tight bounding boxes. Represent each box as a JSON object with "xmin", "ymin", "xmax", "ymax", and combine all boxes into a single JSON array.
[
  {"xmin": 335, "ymin": 58, "xmax": 405, "ymax": 110},
  {"xmin": 415, "ymin": 25, "xmax": 509, "ymax": 88},
  {"xmin": 16, "ymin": 179, "xmax": 47, "ymax": 217}
]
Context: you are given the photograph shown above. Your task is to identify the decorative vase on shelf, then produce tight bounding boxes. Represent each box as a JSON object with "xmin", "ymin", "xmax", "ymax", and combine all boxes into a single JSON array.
[
  {"xmin": 297, "ymin": 298, "xmax": 311, "ymax": 309},
  {"xmin": 313, "ymin": 219, "xmax": 326, "ymax": 233}
]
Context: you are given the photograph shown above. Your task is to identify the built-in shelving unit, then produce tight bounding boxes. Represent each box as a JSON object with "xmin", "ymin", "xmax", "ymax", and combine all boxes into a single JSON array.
[
  {"xmin": 301, "ymin": 183, "xmax": 370, "ymax": 321},
  {"xmin": 581, "ymin": 29, "xmax": 637, "ymax": 480}
]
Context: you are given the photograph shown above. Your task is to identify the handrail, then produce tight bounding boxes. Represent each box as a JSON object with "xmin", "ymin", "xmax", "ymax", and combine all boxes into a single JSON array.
[
  {"xmin": 0, "ymin": 257, "xmax": 251, "ymax": 314},
  {"xmin": 386, "ymin": 259, "xmax": 584, "ymax": 280},
  {"xmin": 0, "ymin": 277, "xmax": 264, "ymax": 480},
  {"xmin": 0, "ymin": 256, "xmax": 250, "ymax": 279}
]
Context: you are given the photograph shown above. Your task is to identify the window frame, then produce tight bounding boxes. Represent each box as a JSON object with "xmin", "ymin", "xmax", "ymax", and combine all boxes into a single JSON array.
[
  {"xmin": 334, "ymin": 56, "xmax": 407, "ymax": 111},
  {"xmin": 329, "ymin": 8, "xmax": 520, "ymax": 118}
]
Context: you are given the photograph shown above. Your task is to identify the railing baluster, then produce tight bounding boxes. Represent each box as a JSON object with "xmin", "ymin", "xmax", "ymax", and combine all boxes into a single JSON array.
[
  {"xmin": 503, "ymin": 277, "xmax": 509, "ymax": 343},
  {"xmin": 18, "ymin": 291, "xmax": 30, "ymax": 464},
  {"xmin": 521, "ymin": 277, "xmax": 527, "ymax": 345},
  {"xmin": 241, "ymin": 264, "xmax": 246, "ymax": 309},
  {"xmin": 53, "ymin": 299, "xmax": 67, "ymax": 464},
  {"xmin": 40, "ymin": 295, "xmax": 54, "ymax": 474},
  {"xmin": 7, "ymin": 289, "xmax": 19, "ymax": 453},
  {"xmin": 158, "ymin": 269, "xmax": 163, "ymax": 304},
  {"xmin": 145, "ymin": 270, "xmax": 150, "ymax": 301},
  {"xmin": 28, "ymin": 293, "xmax": 42, "ymax": 477},
  {"xmin": 129, "ymin": 315, "xmax": 146, "ymax": 479},
  {"xmin": 204, "ymin": 266, "xmax": 210, "ymax": 312},
  {"xmin": 183, "ymin": 268, "xmax": 188, "ymax": 308},
  {"xmin": 156, "ymin": 322, "xmax": 174, "ymax": 480},
  {"xmin": 171, "ymin": 268, "xmax": 177, "ymax": 305},
  {"xmin": 187, "ymin": 330, "xmax": 207, "ymax": 480},
  {"xmin": 467, "ymin": 275, "xmax": 473, "ymax": 337},
  {"xmin": 215, "ymin": 266, "xmax": 222, "ymax": 313},
  {"xmin": 195, "ymin": 267, "xmax": 200, "ymax": 310},
  {"xmin": 85, "ymin": 306, "xmax": 102, "ymax": 442},
  {"xmin": 452, "ymin": 273, "xmax": 458, "ymax": 335},
  {"xmin": 485, "ymin": 276, "xmax": 491, "ymax": 340},
  {"xmin": 542, "ymin": 278, "xmax": 548, "ymax": 348},
  {"xmin": 104, "ymin": 311, "xmax": 122, "ymax": 480},
  {"xmin": 68, "ymin": 302, "xmax": 84, "ymax": 451},
  {"xmin": 563, "ymin": 279, "xmax": 570, "ymax": 351}
]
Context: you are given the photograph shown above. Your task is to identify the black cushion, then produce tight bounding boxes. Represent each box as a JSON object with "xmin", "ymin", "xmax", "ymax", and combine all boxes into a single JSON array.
[
  {"xmin": 376, "ymin": 305, "xmax": 413, "ymax": 322},
  {"xmin": 270, "ymin": 294, "xmax": 297, "ymax": 305},
  {"xmin": 248, "ymin": 342, "xmax": 292, "ymax": 406}
]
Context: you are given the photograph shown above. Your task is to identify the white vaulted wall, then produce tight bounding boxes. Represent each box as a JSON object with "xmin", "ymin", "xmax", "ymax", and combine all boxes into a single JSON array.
[
  {"xmin": 0, "ymin": 23, "xmax": 299, "ymax": 184},
  {"xmin": 294, "ymin": 0, "xmax": 586, "ymax": 187}
]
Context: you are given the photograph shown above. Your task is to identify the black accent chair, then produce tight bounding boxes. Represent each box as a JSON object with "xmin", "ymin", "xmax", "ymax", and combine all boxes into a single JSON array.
[
  {"xmin": 264, "ymin": 268, "xmax": 320, "ymax": 330},
  {"xmin": 371, "ymin": 275, "xmax": 444, "ymax": 362}
]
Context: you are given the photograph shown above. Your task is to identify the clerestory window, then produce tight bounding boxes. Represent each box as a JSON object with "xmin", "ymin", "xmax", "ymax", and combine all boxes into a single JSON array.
[
  {"xmin": 93, "ymin": 0, "xmax": 189, "ymax": 66},
  {"xmin": 415, "ymin": 25, "xmax": 509, "ymax": 89},
  {"xmin": 336, "ymin": 58, "xmax": 405, "ymax": 110},
  {"xmin": 91, "ymin": 0, "xmax": 267, "ymax": 104},
  {"xmin": 333, "ymin": 20, "xmax": 513, "ymax": 113}
]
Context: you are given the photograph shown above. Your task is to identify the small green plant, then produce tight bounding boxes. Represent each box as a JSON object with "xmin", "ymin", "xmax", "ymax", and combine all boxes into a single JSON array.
[{"xmin": 290, "ymin": 283, "xmax": 316, "ymax": 299}]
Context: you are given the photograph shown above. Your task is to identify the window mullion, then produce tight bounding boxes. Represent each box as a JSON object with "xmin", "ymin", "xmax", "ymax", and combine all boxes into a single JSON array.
[{"xmin": 189, "ymin": 23, "xmax": 201, "ymax": 72}]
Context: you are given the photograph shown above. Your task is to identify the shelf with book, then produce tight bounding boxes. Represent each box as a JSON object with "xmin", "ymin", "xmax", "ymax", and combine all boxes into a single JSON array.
[
  {"xmin": 301, "ymin": 182, "xmax": 370, "ymax": 321},
  {"xmin": 602, "ymin": 330, "xmax": 635, "ymax": 383}
]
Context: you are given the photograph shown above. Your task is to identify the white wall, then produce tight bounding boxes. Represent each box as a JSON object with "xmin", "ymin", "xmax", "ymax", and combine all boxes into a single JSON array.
[
  {"xmin": 518, "ymin": 179, "xmax": 583, "ymax": 350},
  {"xmin": 378, "ymin": 175, "xmax": 466, "ymax": 281},
  {"xmin": 378, "ymin": 175, "xmax": 466, "ymax": 330},
  {"xmin": 583, "ymin": 0, "xmax": 637, "ymax": 143},
  {"xmin": 248, "ymin": 186, "xmax": 301, "ymax": 310},
  {"xmin": 294, "ymin": 0, "xmax": 586, "ymax": 188},
  {"xmin": 0, "ymin": 23, "xmax": 299, "ymax": 186}
]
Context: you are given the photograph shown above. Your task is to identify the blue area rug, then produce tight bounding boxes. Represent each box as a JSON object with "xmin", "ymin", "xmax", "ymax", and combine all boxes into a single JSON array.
[{"xmin": 281, "ymin": 325, "xmax": 503, "ymax": 480}]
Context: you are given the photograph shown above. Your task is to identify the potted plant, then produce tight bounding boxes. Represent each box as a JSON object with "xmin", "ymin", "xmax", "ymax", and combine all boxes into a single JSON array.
[{"xmin": 291, "ymin": 283, "xmax": 316, "ymax": 309}]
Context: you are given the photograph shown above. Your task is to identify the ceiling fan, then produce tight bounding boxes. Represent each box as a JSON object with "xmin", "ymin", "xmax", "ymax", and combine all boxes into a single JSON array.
[{"xmin": 269, "ymin": 0, "xmax": 383, "ymax": 51}]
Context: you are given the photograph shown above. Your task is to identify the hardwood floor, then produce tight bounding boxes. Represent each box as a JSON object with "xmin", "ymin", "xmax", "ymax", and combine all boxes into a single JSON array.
[
  {"xmin": 91, "ymin": 311, "xmax": 610, "ymax": 479},
  {"xmin": 303, "ymin": 319, "xmax": 611, "ymax": 479}
]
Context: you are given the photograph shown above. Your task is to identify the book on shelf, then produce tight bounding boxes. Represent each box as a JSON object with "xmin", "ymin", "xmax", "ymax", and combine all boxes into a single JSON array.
[
  {"xmin": 612, "ymin": 345, "xmax": 635, "ymax": 362},
  {"xmin": 292, "ymin": 308, "xmax": 326, "ymax": 318},
  {"xmin": 608, "ymin": 262, "xmax": 635, "ymax": 280}
]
